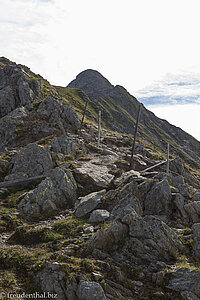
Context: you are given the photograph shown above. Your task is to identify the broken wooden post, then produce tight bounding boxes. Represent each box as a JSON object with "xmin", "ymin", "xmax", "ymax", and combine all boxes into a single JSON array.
[
  {"xmin": 0, "ymin": 175, "xmax": 46, "ymax": 189},
  {"xmin": 166, "ymin": 143, "xmax": 170, "ymax": 176},
  {"xmin": 97, "ymin": 110, "xmax": 101, "ymax": 148},
  {"xmin": 130, "ymin": 105, "xmax": 142, "ymax": 168},
  {"xmin": 141, "ymin": 158, "xmax": 175, "ymax": 173}
]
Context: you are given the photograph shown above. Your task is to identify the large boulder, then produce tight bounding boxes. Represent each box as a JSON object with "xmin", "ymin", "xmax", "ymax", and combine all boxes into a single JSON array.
[
  {"xmin": 18, "ymin": 167, "xmax": 77, "ymax": 219},
  {"xmin": 174, "ymin": 193, "xmax": 188, "ymax": 220},
  {"xmin": 34, "ymin": 262, "xmax": 67, "ymax": 300},
  {"xmin": 48, "ymin": 135, "xmax": 77, "ymax": 155},
  {"xmin": 0, "ymin": 86, "xmax": 16, "ymax": 117},
  {"xmin": 170, "ymin": 157, "xmax": 200, "ymax": 188},
  {"xmin": 168, "ymin": 268, "xmax": 200, "ymax": 298},
  {"xmin": 0, "ymin": 107, "xmax": 28, "ymax": 150},
  {"xmin": 126, "ymin": 215, "xmax": 183, "ymax": 262},
  {"xmin": 8, "ymin": 143, "xmax": 54, "ymax": 179},
  {"xmin": 77, "ymin": 281, "xmax": 106, "ymax": 300},
  {"xmin": 87, "ymin": 221, "xmax": 128, "ymax": 253},
  {"xmin": 75, "ymin": 190, "xmax": 106, "ymax": 218},
  {"xmin": 73, "ymin": 162, "xmax": 114, "ymax": 193},
  {"xmin": 184, "ymin": 201, "xmax": 200, "ymax": 223},
  {"xmin": 110, "ymin": 181, "xmax": 142, "ymax": 219},
  {"xmin": 88, "ymin": 209, "xmax": 110, "ymax": 223},
  {"xmin": 192, "ymin": 223, "xmax": 200, "ymax": 258},
  {"xmin": 192, "ymin": 192, "xmax": 200, "ymax": 202},
  {"xmin": 0, "ymin": 64, "xmax": 38, "ymax": 118},
  {"xmin": 144, "ymin": 179, "xmax": 171, "ymax": 215},
  {"xmin": 114, "ymin": 170, "xmax": 141, "ymax": 186},
  {"xmin": 37, "ymin": 96, "xmax": 81, "ymax": 132}
]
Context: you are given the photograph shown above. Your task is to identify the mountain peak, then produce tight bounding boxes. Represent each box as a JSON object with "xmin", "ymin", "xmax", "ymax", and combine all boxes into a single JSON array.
[{"xmin": 67, "ymin": 69, "xmax": 113, "ymax": 98}]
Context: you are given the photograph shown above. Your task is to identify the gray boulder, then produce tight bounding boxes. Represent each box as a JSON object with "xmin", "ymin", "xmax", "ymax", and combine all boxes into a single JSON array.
[
  {"xmin": 73, "ymin": 162, "xmax": 114, "ymax": 193},
  {"xmin": 75, "ymin": 190, "xmax": 106, "ymax": 218},
  {"xmin": 0, "ymin": 107, "xmax": 28, "ymax": 150},
  {"xmin": 192, "ymin": 192, "xmax": 200, "ymax": 202},
  {"xmin": 37, "ymin": 96, "xmax": 80, "ymax": 132},
  {"xmin": 144, "ymin": 179, "xmax": 171, "ymax": 215},
  {"xmin": 174, "ymin": 193, "xmax": 188, "ymax": 220},
  {"xmin": 127, "ymin": 215, "xmax": 183, "ymax": 261},
  {"xmin": 0, "ymin": 64, "xmax": 37, "ymax": 118},
  {"xmin": 192, "ymin": 223, "xmax": 200, "ymax": 258},
  {"xmin": 171, "ymin": 175, "xmax": 185, "ymax": 187},
  {"xmin": 184, "ymin": 201, "xmax": 200, "ymax": 223},
  {"xmin": 180, "ymin": 291, "xmax": 200, "ymax": 300},
  {"xmin": 110, "ymin": 180, "xmax": 142, "ymax": 219},
  {"xmin": 168, "ymin": 267, "xmax": 200, "ymax": 297},
  {"xmin": 0, "ymin": 86, "xmax": 16, "ymax": 117},
  {"xmin": 89, "ymin": 209, "xmax": 110, "ymax": 223},
  {"xmin": 77, "ymin": 281, "xmax": 106, "ymax": 300},
  {"xmin": 34, "ymin": 262, "xmax": 67, "ymax": 300},
  {"xmin": 49, "ymin": 135, "xmax": 77, "ymax": 155},
  {"xmin": 17, "ymin": 75, "xmax": 35, "ymax": 107},
  {"xmin": 87, "ymin": 222, "xmax": 128, "ymax": 252},
  {"xmin": 9, "ymin": 143, "xmax": 54, "ymax": 179},
  {"xmin": 120, "ymin": 205, "xmax": 139, "ymax": 225},
  {"xmin": 114, "ymin": 170, "xmax": 141, "ymax": 186},
  {"xmin": 18, "ymin": 167, "xmax": 76, "ymax": 218}
]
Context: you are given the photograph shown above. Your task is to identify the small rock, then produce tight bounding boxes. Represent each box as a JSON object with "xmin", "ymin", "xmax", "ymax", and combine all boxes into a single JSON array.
[
  {"xmin": 2, "ymin": 214, "xmax": 12, "ymax": 222},
  {"xmin": 132, "ymin": 280, "xmax": 143, "ymax": 287},
  {"xmin": 75, "ymin": 190, "xmax": 106, "ymax": 218},
  {"xmin": 77, "ymin": 281, "xmax": 106, "ymax": 300},
  {"xmin": 89, "ymin": 209, "xmax": 110, "ymax": 223},
  {"xmin": 84, "ymin": 226, "xmax": 95, "ymax": 234},
  {"xmin": 153, "ymin": 291, "xmax": 165, "ymax": 297},
  {"xmin": 92, "ymin": 272, "xmax": 103, "ymax": 281}
]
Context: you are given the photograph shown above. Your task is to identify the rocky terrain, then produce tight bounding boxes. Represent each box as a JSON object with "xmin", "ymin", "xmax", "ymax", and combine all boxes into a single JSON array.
[
  {"xmin": 67, "ymin": 70, "xmax": 200, "ymax": 168},
  {"xmin": 0, "ymin": 57, "xmax": 200, "ymax": 300}
]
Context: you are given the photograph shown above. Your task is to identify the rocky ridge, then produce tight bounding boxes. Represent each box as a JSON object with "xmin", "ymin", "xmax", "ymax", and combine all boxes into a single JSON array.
[
  {"xmin": 68, "ymin": 69, "xmax": 200, "ymax": 168},
  {"xmin": 0, "ymin": 57, "xmax": 200, "ymax": 299}
]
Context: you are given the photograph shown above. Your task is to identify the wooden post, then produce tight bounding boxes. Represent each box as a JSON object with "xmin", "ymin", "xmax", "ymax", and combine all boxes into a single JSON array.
[
  {"xmin": 130, "ymin": 105, "xmax": 141, "ymax": 168},
  {"xmin": 97, "ymin": 110, "xmax": 101, "ymax": 148},
  {"xmin": 166, "ymin": 143, "xmax": 170, "ymax": 176},
  {"xmin": 81, "ymin": 99, "xmax": 88, "ymax": 127}
]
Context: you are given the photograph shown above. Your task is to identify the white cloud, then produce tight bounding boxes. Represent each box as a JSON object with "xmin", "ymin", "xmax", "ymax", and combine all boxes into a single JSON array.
[
  {"xmin": 1, "ymin": 0, "xmax": 200, "ymax": 91},
  {"xmin": 148, "ymin": 104, "xmax": 200, "ymax": 141},
  {"xmin": 0, "ymin": 0, "xmax": 200, "ymax": 142},
  {"xmin": 135, "ymin": 72, "xmax": 200, "ymax": 106}
]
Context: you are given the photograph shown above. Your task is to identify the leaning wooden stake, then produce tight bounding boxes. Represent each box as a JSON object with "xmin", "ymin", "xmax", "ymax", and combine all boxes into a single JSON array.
[
  {"xmin": 166, "ymin": 143, "xmax": 170, "ymax": 176},
  {"xmin": 0, "ymin": 175, "xmax": 46, "ymax": 189},
  {"xmin": 130, "ymin": 105, "xmax": 142, "ymax": 168},
  {"xmin": 97, "ymin": 110, "xmax": 101, "ymax": 148}
]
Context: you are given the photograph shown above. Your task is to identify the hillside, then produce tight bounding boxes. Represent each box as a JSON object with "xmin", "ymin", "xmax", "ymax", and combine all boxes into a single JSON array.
[
  {"xmin": 0, "ymin": 57, "xmax": 200, "ymax": 299},
  {"xmin": 67, "ymin": 70, "xmax": 200, "ymax": 170}
]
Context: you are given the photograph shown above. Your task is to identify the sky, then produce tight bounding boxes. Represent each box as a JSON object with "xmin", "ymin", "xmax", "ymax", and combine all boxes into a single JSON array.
[{"xmin": 0, "ymin": 0, "xmax": 200, "ymax": 140}]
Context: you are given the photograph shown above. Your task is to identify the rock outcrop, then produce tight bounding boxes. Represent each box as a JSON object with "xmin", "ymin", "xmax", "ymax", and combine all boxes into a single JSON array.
[
  {"xmin": 68, "ymin": 70, "xmax": 200, "ymax": 168},
  {"xmin": 1, "ymin": 58, "xmax": 200, "ymax": 300},
  {"xmin": 18, "ymin": 167, "xmax": 76, "ymax": 218},
  {"xmin": 8, "ymin": 143, "xmax": 54, "ymax": 180}
]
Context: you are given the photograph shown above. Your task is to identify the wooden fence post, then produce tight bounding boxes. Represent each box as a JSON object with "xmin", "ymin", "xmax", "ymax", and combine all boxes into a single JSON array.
[
  {"xmin": 130, "ymin": 105, "xmax": 141, "ymax": 168},
  {"xmin": 166, "ymin": 143, "xmax": 170, "ymax": 176},
  {"xmin": 97, "ymin": 110, "xmax": 101, "ymax": 148}
]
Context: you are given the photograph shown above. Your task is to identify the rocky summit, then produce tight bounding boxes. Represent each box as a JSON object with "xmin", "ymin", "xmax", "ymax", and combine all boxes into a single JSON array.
[{"xmin": 0, "ymin": 57, "xmax": 200, "ymax": 300}]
